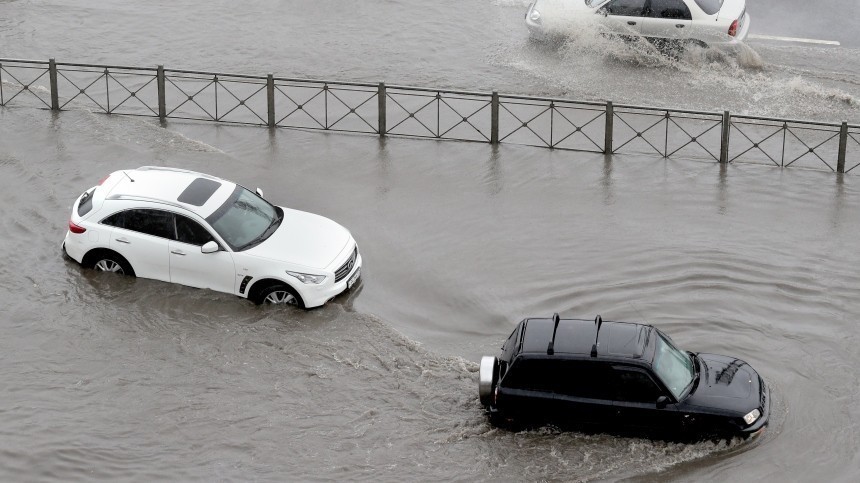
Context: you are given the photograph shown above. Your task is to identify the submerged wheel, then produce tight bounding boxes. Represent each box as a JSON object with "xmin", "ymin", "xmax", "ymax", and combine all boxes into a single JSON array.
[
  {"xmin": 256, "ymin": 284, "xmax": 305, "ymax": 309},
  {"xmin": 88, "ymin": 251, "xmax": 135, "ymax": 277}
]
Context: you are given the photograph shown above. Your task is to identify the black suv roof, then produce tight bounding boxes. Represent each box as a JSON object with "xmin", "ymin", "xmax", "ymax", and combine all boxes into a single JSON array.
[{"xmin": 518, "ymin": 317, "xmax": 653, "ymax": 361}]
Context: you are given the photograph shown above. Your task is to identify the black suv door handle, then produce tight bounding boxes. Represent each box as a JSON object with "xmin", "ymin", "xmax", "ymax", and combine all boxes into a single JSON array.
[
  {"xmin": 627, "ymin": 20, "xmax": 637, "ymax": 25},
  {"xmin": 676, "ymin": 24, "xmax": 685, "ymax": 28}
]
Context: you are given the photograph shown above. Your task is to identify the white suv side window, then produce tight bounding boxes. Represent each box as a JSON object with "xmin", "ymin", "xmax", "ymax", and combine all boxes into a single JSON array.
[
  {"xmin": 102, "ymin": 209, "xmax": 176, "ymax": 239},
  {"xmin": 175, "ymin": 214, "xmax": 216, "ymax": 246}
]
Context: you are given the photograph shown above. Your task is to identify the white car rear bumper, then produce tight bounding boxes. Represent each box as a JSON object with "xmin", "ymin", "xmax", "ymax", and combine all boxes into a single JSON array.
[{"xmin": 63, "ymin": 230, "xmax": 88, "ymax": 263}]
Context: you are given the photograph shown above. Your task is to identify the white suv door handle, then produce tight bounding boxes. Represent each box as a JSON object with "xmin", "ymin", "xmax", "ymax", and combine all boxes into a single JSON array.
[
  {"xmin": 115, "ymin": 238, "xmax": 130, "ymax": 244},
  {"xmin": 170, "ymin": 249, "xmax": 186, "ymax": 256}
]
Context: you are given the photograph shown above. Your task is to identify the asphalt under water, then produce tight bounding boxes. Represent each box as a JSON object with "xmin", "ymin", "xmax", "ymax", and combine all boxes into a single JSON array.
[
  {"xmin": 2, "ymin": 1, "xmax": 860, "ymax": 481},
  {"xmin": 2, "ymin": 105, "xmax": 860, "ymax": 481}
]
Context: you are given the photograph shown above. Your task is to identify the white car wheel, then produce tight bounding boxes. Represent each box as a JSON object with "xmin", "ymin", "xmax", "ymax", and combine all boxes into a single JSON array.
[
  {"xmin": 88, "ymin": 251, "xmax": 134, "ymax": 277},
  {"xmin": 264, "ymin": 290, "xmax": 297, "ymax": 305},
  {"xmin": 95, "ymin": 259, "xmax": 124, "ymax": 274},
  {"xmin": 256, "ymin": 284, "xmax": 305, "ymax": 308}
]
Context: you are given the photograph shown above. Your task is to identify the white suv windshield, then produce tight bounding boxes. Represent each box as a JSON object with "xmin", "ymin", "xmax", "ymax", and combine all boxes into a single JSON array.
[
  {"xmin": 652, "ymin": 334, "xmax": 695, "ymax": 399},
  {"xmin": 206, "ymin": 187, "xmax": 282, "ymax": 251}
]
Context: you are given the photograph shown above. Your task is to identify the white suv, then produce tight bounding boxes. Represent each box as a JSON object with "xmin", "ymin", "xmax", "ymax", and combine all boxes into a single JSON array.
[{"xmin": 63, "ymin": 166, "xmax": 362, "ymax": 308}]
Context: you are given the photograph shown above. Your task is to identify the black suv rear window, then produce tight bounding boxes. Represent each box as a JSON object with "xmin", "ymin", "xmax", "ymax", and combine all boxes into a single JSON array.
[{"xmin": 177, "ymin": 178, "xmax": 222, "ymax": 206}]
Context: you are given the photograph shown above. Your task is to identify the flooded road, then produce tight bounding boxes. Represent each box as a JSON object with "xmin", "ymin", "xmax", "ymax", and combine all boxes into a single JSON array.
[
  {"xmin": 0, "ymin": 1, "xmax": 858, "ymax": 122},
  {"xmin": 2, "ymin": 106, "xmax": 860, "ymax": 481},
  {"xmin": 2, "ymin": 0, "xmax": 860, "ymax": 481}
]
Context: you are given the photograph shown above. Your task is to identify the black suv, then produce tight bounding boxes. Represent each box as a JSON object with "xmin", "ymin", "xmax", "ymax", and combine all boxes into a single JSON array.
[{"xmin": 479, "ymin": 315, "xmax": 769, "ymax": 439}]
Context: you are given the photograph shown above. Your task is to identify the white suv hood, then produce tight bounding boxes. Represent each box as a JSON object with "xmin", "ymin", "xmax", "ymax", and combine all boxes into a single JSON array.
[{"xmin": 244, "ymin": 207, "xmax": 351, "ymax": 269}]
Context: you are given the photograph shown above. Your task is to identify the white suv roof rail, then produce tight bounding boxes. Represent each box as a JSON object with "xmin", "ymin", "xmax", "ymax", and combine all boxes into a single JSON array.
[
  {"xmin": 106, "ymin": 194, "xmax": 192, "ymax": 212},
  {"xmin": 136, "ymin": 166, "xmax": 220, "ymax": 181}
]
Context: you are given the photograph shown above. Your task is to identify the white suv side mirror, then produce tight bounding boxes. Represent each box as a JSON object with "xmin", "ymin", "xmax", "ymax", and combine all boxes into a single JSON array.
[
  {"xmin": 201, "ymin": 241, "xmax": 220, "ymax": 254},
  {"xmin": 256, "ymin": 187, "xmax": 264, "ymax": 198}
]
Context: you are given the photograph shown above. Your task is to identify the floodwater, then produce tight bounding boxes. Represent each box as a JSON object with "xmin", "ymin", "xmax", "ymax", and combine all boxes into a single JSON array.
[
  {"xmin": 0, "ymin": 0, "xmax": 858, "ymax": 121},
  {"xmin": 2, "ymin": 1, "xmax": 860, "ymax": 482}
]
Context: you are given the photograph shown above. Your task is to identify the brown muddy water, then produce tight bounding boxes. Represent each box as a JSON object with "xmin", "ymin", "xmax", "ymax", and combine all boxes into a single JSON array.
[{"xmin": 1, "ymin": 106, "xmax": 860, "ymax": 481}]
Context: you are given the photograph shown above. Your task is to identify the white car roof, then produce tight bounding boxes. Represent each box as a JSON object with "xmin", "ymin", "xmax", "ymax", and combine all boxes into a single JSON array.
[{"xmin": 104, "ymin": 166, "xmax": 237, "ymax": 219}]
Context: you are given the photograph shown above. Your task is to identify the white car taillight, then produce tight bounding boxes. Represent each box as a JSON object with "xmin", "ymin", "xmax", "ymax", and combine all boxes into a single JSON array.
[
  {"xmin": 69, "ymin": 220, "xmax": 86, "ymax": 234},
  {"xmin": 728, "ymin": 19, "xmax": 739, "ymax": 37}
]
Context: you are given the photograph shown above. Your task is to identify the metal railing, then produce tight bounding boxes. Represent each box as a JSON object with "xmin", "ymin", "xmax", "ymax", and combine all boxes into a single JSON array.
[{"xmin": 1, "ymin": 57, "xmax": 857, "ymax": 174}]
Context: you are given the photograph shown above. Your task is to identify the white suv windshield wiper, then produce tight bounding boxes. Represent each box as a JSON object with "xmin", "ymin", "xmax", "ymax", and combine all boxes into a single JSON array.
[{"xmin": 238, "ymin": 208, "xmax": 283, "ymax": 251}]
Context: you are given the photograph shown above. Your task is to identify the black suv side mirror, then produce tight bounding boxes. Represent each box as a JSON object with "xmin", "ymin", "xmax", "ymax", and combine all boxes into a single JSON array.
[{"xmin": 656, "ymin": 396, "xmax": 669, "ymax": 409}]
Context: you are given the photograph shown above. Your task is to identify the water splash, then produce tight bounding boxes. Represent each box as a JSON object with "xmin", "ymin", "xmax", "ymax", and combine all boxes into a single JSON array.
[{"xmin": 494, "ymin": 9, "xmax": 858, "ymax": 121}]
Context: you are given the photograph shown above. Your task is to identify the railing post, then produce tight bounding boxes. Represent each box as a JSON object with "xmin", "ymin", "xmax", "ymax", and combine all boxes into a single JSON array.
[
  {"xmin": 267, "ymin": 74, "xmax": 275, "ymax": 128},
  {"xmin": 490, "ymin": 91, "xmax": 499, "ymax": 144},
  {"xmin": 604, "ymin": 101, "xmax": 613, "ymax": 154},
  {"xmin": 378, "ymin": 82, "xmax": 386, "ymax": 136},
  {"xmin": 719, "ymin": 110, "xmax": 731, "ymax": 164},
  {"xmin": 156, "ymin": 65, "xmax": 166, "ymax": 120},
  {"xmin": 48, "ymin": 58, "xmax": 59, "ymax": 110},
  {"xmin": 837, "ymin": 121, "xmax": 848, "ymax": 174}
]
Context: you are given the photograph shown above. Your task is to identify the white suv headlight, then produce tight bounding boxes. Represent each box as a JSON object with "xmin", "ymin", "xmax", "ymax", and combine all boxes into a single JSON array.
[
  {"xmin": 743, "ymin": 408, "xmax": 761, "ymax": 425},
  {"xmin": 286, "ymin": 271, "xmax": 327, "ymax": 284},
  {"xmin": 529, "ymin": 9, "xmax": 541, "ymax": 22}
]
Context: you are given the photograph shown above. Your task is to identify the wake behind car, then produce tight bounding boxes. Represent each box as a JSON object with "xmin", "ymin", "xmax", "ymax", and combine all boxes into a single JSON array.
[
  {"xmin": 63, "ymin": 166, "xmax": 362, "ymax": 308},
  {"xmin": 479, "ymin": 315, "xmax": 769, "ymax": 439},
  {"xmin": 526, "ymin": 0, "xmax": 750, "ymax": 50}
]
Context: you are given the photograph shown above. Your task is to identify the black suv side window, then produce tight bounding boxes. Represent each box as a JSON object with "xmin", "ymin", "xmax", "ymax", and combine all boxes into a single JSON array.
[
  {"xmin": 605, "ymin": 0, "xmax": 648, "ymax": 16},
  {"xmin": 500, "ymin": 359, "xmax": 556, "ymax": 393},
  {"xmin": 613, "ymin": 368, "xmax": 663, "ymax": 403},
  {"xmin": 122, "ymin": 209, "xmax": 176, "ymax": 239},
  {"xmin": 504, "ymin": 359, "xmax": 616, "ymax": 399},
  {"xmin": 649, "ymin": 0, "xmax": 692, "ymax": 20},
  {"xmin": 175, "ymin": 214, "xmax": 215, "ymax": 246},
  {"xmin": 555, "ymin": 361, "xmax": 614, "ymax": 400}
]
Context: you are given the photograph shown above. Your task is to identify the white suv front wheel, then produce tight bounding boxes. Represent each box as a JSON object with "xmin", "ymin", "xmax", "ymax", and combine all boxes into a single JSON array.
[{"xmin": 255, "ymin": 283, "xmax": 305, "ymax": 309}]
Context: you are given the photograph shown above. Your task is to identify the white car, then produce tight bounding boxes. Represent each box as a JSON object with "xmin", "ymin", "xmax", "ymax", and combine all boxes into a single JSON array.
[
  {"xmin": 63, "ymin": 166, "xmax": 362, "ymax": 308},
  {"xmin": 526, "ymin": 0, "xmax": 750, "ymax": 49}
]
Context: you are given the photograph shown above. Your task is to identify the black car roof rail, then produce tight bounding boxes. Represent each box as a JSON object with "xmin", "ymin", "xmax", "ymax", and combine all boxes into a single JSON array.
[
  {"xmin": 590, "ymin": 315, "xmax": 603, "ymax": 357},
  {"xmin": 546, "ymin": 313, "xmax": 561, "ymax": 355}
]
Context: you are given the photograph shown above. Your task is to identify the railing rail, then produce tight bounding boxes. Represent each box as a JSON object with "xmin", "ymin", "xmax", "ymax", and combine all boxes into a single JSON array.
[{"xmin": 1, "ymin": 57, "xmax": 857, "ymax": 174}]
